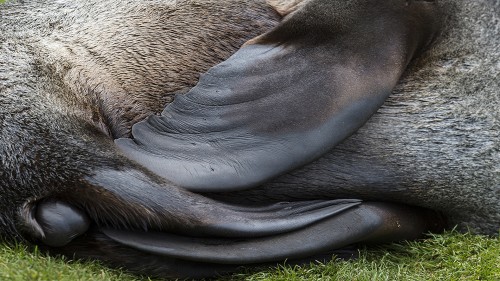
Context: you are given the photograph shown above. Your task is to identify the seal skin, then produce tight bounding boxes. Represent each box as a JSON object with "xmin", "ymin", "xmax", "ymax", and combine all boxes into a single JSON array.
[{"xmin": 0, "ymin": 0, "xmax": 498, "ymax": 278}]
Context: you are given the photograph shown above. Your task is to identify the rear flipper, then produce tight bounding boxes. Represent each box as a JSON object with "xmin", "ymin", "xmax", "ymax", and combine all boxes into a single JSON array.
[
  {"xmin": 49, "ymin": 202, "xmax": 443, "ymax": 278},
  {"xmin": 102, "ymin": 202, "xmax": 444, "ymax": 264},
  {"xmin": 30, "ymin": 189, "xmax": 444, "ymax": 278}
]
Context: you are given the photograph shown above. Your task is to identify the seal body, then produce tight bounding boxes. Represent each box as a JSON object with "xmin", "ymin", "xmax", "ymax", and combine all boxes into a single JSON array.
[{"xmin": 0, "ymin": 0, "xmax": 498, "ymax": 278}]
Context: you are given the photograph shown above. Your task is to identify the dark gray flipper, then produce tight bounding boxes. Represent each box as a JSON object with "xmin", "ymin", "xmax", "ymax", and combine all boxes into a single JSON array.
[
  {"xmin": 102, "ymin": 202, "xmax": 442, "ymax": 264},
  {"xmin": 116, "ymin": 0, "xmax": 440, "ymax": 192},
  {"xmin": 31, "ymin": 169, "xmax": 361, "ymax": 246}
]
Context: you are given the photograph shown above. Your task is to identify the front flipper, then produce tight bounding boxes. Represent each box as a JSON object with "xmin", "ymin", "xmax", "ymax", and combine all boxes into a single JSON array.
[
  {"xmin": 116, "ymin": 0, "xmax": 440, "ymax": 191},
  {"xmin": 103, "ymin": 202, "xmax": 444, "ymax": 265}
]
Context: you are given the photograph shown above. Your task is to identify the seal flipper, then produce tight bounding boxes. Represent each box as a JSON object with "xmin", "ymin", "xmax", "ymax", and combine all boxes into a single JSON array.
[
  {"xmin": 116, "ymin": 0, "xmax": 440, "ymax": 192},
  {"xmin": 102, "ymin": 202, "xmax": 442, "ymax": 265},
  {"xmin": 29, "ymin": 169, "xmax": 361, "ymax": 245}
]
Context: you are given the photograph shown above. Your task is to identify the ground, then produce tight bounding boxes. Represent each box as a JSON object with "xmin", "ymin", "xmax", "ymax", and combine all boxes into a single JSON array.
[{"xmin": 0, "ymin": 231, "xmax": 498, "ymax": 280}]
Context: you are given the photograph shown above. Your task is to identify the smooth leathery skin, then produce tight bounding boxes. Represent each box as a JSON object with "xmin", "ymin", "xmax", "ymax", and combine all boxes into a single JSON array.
[
  {"xmin": 102, "ymin": 202, "xmax": 441, "ymax": 264},
  {"xmin": 116, "ymin": 0, "xmax": 440, "ymax": 192}
]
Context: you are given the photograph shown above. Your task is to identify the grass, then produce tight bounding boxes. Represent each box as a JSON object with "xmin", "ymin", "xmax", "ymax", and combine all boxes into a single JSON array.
[
  {"xmin": 0, "ymin": 231, "xmax": 498, "ymax": 281},
  {"xmin": 0, "ymin": 245, "xmax": 141, "ymax": 281},
  {"xmin": 224, "ymin": 231, "xmax": 500, "ymax": 281}
]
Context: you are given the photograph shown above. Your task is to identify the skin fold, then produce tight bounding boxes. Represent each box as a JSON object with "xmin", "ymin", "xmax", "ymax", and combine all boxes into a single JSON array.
[{"xmin": 0, "ymin": 0, "xmax": 498, "ymax": 278}]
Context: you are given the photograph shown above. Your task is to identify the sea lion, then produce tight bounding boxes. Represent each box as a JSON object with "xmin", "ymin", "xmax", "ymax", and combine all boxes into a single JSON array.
[{"xmin": 0, "ymin": 0, "xmax": 498, "ymax": 279}]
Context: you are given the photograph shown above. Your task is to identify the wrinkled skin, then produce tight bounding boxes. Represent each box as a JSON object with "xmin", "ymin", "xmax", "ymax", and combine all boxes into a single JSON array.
[{"xmin": 0, "ymin": 0, "xmax": 498, "ymax": 279}]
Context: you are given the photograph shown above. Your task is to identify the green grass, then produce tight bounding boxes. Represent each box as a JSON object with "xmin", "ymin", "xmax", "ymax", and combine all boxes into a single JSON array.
[
  {"xmin": 0, "ymin": 245, "xmax": 141, "ymax": 281},
  {"xmin": 0, "ymin": 231, "xmax": 498, "ymax": 281},
  {"xmin": 224, "ymin": 231, "xmax": 500, "ymax": 281}
]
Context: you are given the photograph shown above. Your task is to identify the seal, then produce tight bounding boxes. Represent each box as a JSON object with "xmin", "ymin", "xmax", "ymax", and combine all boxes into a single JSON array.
[{"xmin": 0, "ymin": 0, "xmax": 498, "ymax": 279}]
